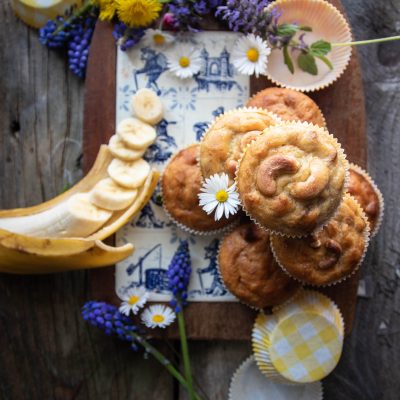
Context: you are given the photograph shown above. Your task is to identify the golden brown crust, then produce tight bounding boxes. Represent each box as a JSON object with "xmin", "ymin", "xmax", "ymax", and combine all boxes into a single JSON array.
[
  {"xmin": 246, "ymin": 87, "xmax": 326, "ymax": 127},
  {"xmin": 199, "ymin": 109, "xmax": 280, "ymax": 183},
  {"xmin": 347, "ymin": 166, "xmax": 381, "ymax": 234},
  {"xmin": 162, "ymin": 144, "xmax": 233, "ymax": 232},
  {"xmin": 237, "ymin": 122, "xmax": 348, "ymax": 236},
  {"xmin": 218, "ymin": 223, "xmax": 300, "ymax": 308},
  {"xmin": 271, "ymin": 195, "xmax": 369, "ymax": 286}
]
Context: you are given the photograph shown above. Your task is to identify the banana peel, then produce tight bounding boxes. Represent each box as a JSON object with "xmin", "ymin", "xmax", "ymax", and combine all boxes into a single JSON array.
[{"xmin": 0, "ymin": 145, "xmax": 159, "ymax": 274}]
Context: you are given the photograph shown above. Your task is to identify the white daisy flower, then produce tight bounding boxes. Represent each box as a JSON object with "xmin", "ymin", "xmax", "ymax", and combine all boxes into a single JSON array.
[
  {"xmin": 167, "ymin": 44, "xmax": 202, "ymax": 79},
  {"xmin": 141, "ymin": 304, "xmax": 176, "ymax": 329},
  {"xmin": 143, "ymin": 29, "xmax": 174, "ymax": 48},
  {"xmin": 119, "ymin": 287, "xmax": 149, "ymax": 316},
  {"xmin": 198, "ymin": 173, "xmax": 241, "ymax": 221},
  {"xmin": 232, "ymin": 33, "xmax": 271, "ymax": 77}
]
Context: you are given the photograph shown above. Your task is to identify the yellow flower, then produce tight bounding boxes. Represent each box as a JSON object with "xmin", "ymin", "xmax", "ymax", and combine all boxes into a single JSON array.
[
  {"xmin": 116, "ymin": 0, "xmax": 162, "ymax": 28},
  {"xmin": 93, "ymin": 0, "xmax": 117, "ymax": 22}
]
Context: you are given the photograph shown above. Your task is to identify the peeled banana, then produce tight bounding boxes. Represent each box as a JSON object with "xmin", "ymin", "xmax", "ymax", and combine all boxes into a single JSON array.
[
  {"xmin": 131, "ymin": 88, "xmax": 164, "ymax": 125},
  {"xmin": 117, "ymin": 118, "xmax": 157, "ymax": 149}
]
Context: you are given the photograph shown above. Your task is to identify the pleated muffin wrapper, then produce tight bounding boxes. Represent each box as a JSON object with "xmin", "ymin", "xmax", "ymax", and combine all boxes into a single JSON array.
[
  {"xmin": 252, "ymin": 290, "xmax": 345, "ymax": 384},
  {"xmin": 229, "ymin": 355, "xmax": 324, "ymax": 400},
  {"xmin": 265, "ymin": 0, "xmax": 352, "ymax": 92},
  {"xmin": 348, "ymin": 163, "xmax": 385, "ymax": 238},
  {"xmin": 270, "ymin": 194, "xmax": 371, "ymax": 287},
  {"xmin": 161, "ymin": 144, "xmax": 240, "ymax": 236},
  {"xmin": 216, "ymin": 227, "xmax": 303, "ymax": 311},
  {"xmin": 235, "ymin": 120, "xmax": 350, "ymax": 239},
  {"xmin": 198, "ymin": 106, "xmax": 283, "ymax": 183},
  {"xmin": 246, "ymin": 89, "xmax": 328, "ymax": 129}
]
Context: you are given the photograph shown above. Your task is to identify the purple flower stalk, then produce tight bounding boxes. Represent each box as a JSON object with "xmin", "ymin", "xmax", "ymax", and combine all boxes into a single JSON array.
[
  {"xmin": 167, "ymin": 240, "xmax": 192, "ymax": 313},
  {"xmin": 112, "ymin": 22, "xmax": 145, "ymax": 51},
  {"xmin": 39, "ymin": 17, "xmax": 72, "ymax": 48}
]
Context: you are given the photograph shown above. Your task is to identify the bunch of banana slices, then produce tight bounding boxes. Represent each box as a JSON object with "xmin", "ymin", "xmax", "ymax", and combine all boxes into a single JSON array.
[{"xmin": 0, "ymin": 89, "xmax": 162, "ymax": 274}]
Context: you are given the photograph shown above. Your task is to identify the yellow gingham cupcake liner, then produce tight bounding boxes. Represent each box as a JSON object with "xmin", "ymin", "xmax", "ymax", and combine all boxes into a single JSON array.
[{"xmin": 252, "ymin": 290, "xmax": 344, "ymax": 384}]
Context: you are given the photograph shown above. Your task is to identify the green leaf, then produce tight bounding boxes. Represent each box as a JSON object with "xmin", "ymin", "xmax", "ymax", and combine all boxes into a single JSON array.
[
  {"xmin": 310, "ymin": 40, "xmax": 332, "ymax": 56},
  {"xmin": 299, "ymin": 25, "xmax": 312, "ymax": 32},
  {"xmin": 277, "ymin": 23, "xmax": 299, "ymax": 36},
  {"xmin": 298, "ymin": 53, "xmax": 318, "ymax": 75},
  {"xmin": 283, "ymin": 45, "xmax": 294, "ymax": 74},
  {"xmin": 316, "ymin": 55, "xmax": 334, "ymax": 70}
]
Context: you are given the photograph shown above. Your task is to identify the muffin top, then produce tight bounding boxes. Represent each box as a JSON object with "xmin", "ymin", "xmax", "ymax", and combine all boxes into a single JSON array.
[
  {"xmin": 236, "ymin": 121, "xmax": 348, "ymax": 236},
  {"xmin": 218, "ymin": 223, "xmax": 300, "ymax": 308},
  {"xmin": 200, "ymin": 108, "xmax": 281, "ymax": 183},
  {"xmin": 162, "ymin": 144, "xmax": 232, "ymax": 232},
  {"xmin": 247, "ymin": 87, "xmax": 326, "ymax": 127},
  {"xmin": 270, "ymin": 194, "xmax": 370, "ymax": 286},
  {"xmin": 347, "ymin": 164, "xmax": 382, "ymax": 236}
]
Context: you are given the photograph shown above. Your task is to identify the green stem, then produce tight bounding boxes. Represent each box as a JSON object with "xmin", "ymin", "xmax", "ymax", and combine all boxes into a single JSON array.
[
  {"xmin": 131, "ymin": 332, "xmax": 202, "ymax": 400},
  {"xmin": 178, "ymin": 308, "xmax": 196, "ymax": 400},
  {"xmin": 332, "ymin": 35, "xmax": 400, "ymax": 47},
  {"xmin": 52, "ymin": 1, "xmax": 95, "ymax": 35}
]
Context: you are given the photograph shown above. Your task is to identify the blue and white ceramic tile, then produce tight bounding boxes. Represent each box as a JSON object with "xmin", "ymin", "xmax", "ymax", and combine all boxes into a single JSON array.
[{"xmin": 116, "ymin": 32, "xmax": 250, "ymax": 302}]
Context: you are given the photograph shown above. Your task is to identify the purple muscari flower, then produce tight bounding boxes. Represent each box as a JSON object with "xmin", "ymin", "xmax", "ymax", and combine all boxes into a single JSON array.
[
  {"xmin": 167, "ymin": 240, "xmax": 192, "ymax": 313},
  {"xmin": 82, "ymin": 301, "xmax": 139, "ymax": 350},
  {"xmin": 39, "ymin": 16, "xmax": 71, "ymax": 48},
  {"xmin": 215, "ymin": 0, "xmax": 272, "ymax": 35},
  {"xmin": 112, "ymin": 21, "xmax": 144, "ymax": 52},
  {"xmin": 67, "ymin": 16, "xmax": 96, "ymax": 78}
]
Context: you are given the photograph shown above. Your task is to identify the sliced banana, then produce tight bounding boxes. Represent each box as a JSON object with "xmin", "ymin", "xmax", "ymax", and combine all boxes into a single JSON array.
[
  {"xmin": 90, "ymin": 178, "xmax": 138, "ymax": 211},
  {"xmin": 117, "ymin": 117, "xmax": 157, "ymax": 150},
  {"xmin": 108, "ymin": 158, "xmax": 151, "ymax": 189},
  {"xmin": 108, "ymin": 134, "xmax": 146, "ymax": 161},
  {"xmin": 131, "ymin": 88, "xmax": 164, "ymax": 125}
]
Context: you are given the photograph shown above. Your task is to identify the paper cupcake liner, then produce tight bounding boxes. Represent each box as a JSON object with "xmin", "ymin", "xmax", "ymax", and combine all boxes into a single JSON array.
[
  {"xmin": 198, "ymin": 107, "xmax": 283, "ymax": 181},
  {"xmin": 252, "ymin": 293, "xmax": 344, "ymax": 384},
  {"xmin": 161, "ymin": 144, "xmax": 239, "ymax": 236},
  {"xmin": 270, "ymin": 194, "xmax": 371, "ymax": 287},
  {"xmin": 265, "ymin": 0, "xmax": 352, "ymax": 92},
  {"xmin": 229, "ymin": 355, "xmax": 324, "ymax": 400},
  {"xmin": 348, "ymin": 163, "xmax": 384, "ymax": 238},
  {"xmin": 246, "ymin": 89, "xmax": 328, "ymax": 129},
  {"xmin": 235, "ymin": 120, "xmax": 350, "ymax": 238}
]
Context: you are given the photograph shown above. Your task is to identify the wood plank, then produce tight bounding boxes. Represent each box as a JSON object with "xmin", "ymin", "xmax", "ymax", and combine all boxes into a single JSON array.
[{"xmin": 85, "ymin": 0, "xmax": 367, "ymax": 339}]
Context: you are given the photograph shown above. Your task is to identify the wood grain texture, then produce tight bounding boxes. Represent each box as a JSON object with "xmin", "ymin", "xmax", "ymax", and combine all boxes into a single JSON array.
[
  {"xmin": 85, "ymin": 0, "xmax": 364, "ymax": 339},
  {"xmin": 0, "ymin": 0, "xmax": 399, "ymax": 399}
]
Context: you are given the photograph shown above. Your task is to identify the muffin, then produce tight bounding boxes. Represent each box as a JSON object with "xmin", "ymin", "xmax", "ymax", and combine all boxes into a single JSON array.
[
  {"xmin": 347, "ymin": 163, "xmax": 383, "ymax": 237},
  {"xmin": 200, "ymin": 108, "xmax": 281, "ymax": 183},
  {"xmin": 247, "ymin": 87, "xmax": 326, "ymax": 127},
  {"xmin": 218, "ymin": 222, "xmax": 300, "ymax": 308},
  {"xmin": 236, "ymin": 121, "xmax": 348, "ymax": 236},
  {"xmin": 270, "ymin": 194, "xmax": 370, "ymax": 286},
  {"xmin": 162, "ymin": 144, "xmax": 234, "ymax": 233}
]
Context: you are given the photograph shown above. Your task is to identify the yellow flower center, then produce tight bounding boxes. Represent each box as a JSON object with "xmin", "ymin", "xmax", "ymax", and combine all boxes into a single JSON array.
[
  {"xmin": 153, "ymin": 34, "xmax": 165, "ymax": 45},
  {"xmin": 179, "ymin": 56, "xmax": 190, "ymax": 68},
  {"xmin": 216, "ymin": 190, "xmax": 229, "ymax": 203},
  {"xmin": 246, "ymin": 47, "xmax": 259, "ymax": 62},
  {"xmin": 152, "ymin": 314, "xmax": 165, "ymax": 323},
  {"xmin": 128, "ymin": 295, "xmax": 139, "ymax": 305}
]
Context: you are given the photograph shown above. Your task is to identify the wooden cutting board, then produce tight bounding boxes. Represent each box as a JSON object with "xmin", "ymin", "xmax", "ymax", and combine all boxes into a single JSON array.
[{"xmin": 84, "ymin": 0, "xmax": 366, "ymax": 340}]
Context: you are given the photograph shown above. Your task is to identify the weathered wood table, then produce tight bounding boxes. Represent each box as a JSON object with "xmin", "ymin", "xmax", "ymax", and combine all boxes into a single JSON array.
[{"xmin": 0, "ymin": 1, "xmax": 399, "ymax": 399}]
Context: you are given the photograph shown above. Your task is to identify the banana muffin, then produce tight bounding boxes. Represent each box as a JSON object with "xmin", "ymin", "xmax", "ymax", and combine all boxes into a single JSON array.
[
  {"xmin": 270, "ymin": 194, "xmax": 370, "ymax": 286},
  {"xmin": 200, "ymin": 108, "xmax": 281, "ymax": 183},
  {"xmin": 247, "ymin": 87, "xmax": 326, "ymax": 127},
  {"xmin": 218, "ymin": 222, "xmax": 300, "ymax": 308},
  {"xmin": 236, "ymin": 121, "xmax": 348, "ymax": 236},
  {"xmin": 347, "ymin": 164, "xmax": 383, "ymax": 237},
  {"xmin": 162, "ymin": 144, "xmax": 234, "ymax": 233}
]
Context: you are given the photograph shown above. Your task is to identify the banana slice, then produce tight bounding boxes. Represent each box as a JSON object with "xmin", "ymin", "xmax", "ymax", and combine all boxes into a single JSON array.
[
  {"xmin": 131, "ymin": 88, "xmax": 164, "ymax": 125},
  {"xmin": 108, "ymin": 134, "xmax": 146, "ymax": 161},
  {"xmin": 117, "ymin": 117, "xmax": 157, "ymax": 150},
  {"xmin": 107, "ymin": 158, "xmax": 151, "ymax": 189},
  {"xmin": 90, "ymin": 178, "xmax": 138, "ymax": 211}
]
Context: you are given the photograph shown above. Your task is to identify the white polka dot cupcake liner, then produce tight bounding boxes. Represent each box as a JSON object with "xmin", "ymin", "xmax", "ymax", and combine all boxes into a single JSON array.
[
  {"xmin": 264, "ymin": 0, "xmax": 352, "ymax": 92},
  {"xmin": 234, "ymin": 120, "xmax": 350, "ymax": 239},
  {"xmin": 270, "ymin": 194, "xmax": 371, "ymax": 287},
  {"xmin": 229, "ymin": 355, "xmax": 324, "ymax": 400}
]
